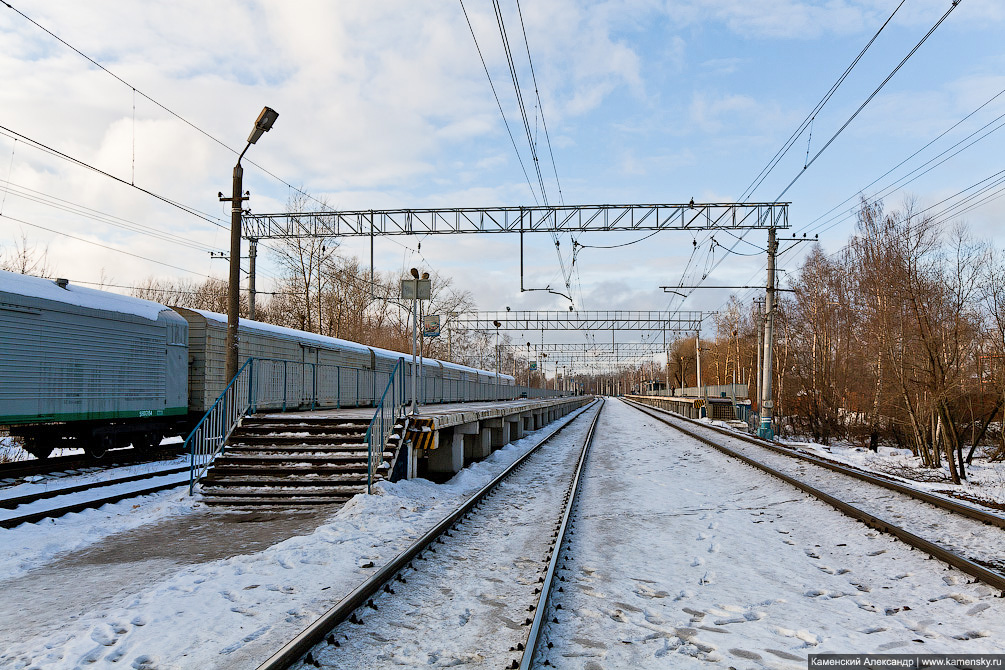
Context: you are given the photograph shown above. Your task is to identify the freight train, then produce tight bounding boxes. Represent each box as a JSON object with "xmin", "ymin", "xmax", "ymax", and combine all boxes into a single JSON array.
[{"xmin": 0, "ymin": 270, "xmax": 513, "ymax": 458}]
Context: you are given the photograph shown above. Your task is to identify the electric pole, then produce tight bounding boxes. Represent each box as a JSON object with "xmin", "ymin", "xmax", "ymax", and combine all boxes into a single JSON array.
[{"xmin": 758, "ymin": 227, "xmax": 778, "ymax": 439}]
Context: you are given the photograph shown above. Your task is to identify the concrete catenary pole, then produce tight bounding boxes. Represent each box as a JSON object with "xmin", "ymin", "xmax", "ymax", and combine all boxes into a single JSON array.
[{"xmin": 758, "ymin": 227, "xmax": 778, "ymax": 439}]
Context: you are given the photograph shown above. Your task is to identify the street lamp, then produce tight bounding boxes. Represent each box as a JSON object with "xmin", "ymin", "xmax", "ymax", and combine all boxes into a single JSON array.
[{"xmin": 224, "ymin": 106, "xmax": 278, "ymax": 385}]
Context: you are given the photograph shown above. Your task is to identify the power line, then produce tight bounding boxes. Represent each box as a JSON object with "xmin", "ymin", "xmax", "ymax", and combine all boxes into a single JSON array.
[
  {"xmin": 491, "ymin": 0, "xmax": 573, "ymax": 300},
  {"xmin": 801, "ymin": 84, "xmax": 1005, "ymax": 236},
  {"xmin": 803, "ymin": 103, "xmax": 1005, "ymax": 238},
  {"xmin": 2, "ymin": 1, "xmax": 333, "ymax": 214},
  {"xmin": 775, "ymin": 0, "xmax": 965, "ymax": 202},
  {"xmin": 458, "ymin": 0, "xmax": 538, "ymax": 203},
  {"xmin": 0, "ymin": 125, "xmax": 227, "ymax": 229},
  {"xmin": 686, "ymin": 0, "xmax": 966, "ymax": 317},
  {"xmin": 515, "ymin": 0, "xmax": 564, "ymax": 207},
  {"xmin": 1, "ymin": 179, "xmax": 218, "ymax": 252},
  {"xmin": 737, "ymin": 0, "xmax": 907, "ymax": 203},
  {"xmin": 0, "ymin": 212, "xmax": 208, "ymax": 276}
]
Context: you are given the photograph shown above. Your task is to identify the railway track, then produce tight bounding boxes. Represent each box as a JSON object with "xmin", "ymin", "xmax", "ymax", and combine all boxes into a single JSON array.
[
  {"xmin": 255, "ymin": 398, "xmax": 604, "ymax": 670},
  {"xmin": 0, "ymin": 463, "xmax": 189, "ymax": 528},
  {"xmin": 0, "ymin": 444, "xmax": 184, "ymax": 483},
  {"xmin": 623, "ymin": 397, "xmax": 1005, "ymax": 592}
]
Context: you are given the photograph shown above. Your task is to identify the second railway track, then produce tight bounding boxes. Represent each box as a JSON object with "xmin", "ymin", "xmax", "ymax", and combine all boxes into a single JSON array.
[
  {"xmin": 257, "ymin": 398, "xmax": 605, "ymax": 670},
  {"xmin": 623, "ymin": 397, "xmax": 1005, "ymax": 592}
]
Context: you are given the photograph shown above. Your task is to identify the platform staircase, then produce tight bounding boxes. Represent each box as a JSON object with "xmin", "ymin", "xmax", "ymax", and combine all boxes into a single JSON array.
[{"xmin": 198, "ymin": 415, "xmax": 402, "ymax": 507}]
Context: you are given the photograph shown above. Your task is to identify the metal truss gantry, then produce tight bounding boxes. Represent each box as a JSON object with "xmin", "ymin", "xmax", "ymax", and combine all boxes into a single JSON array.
[
  {"xmin": 502, "ymin": 343, "xmax": 665, "ymax": 354},
  {"xmin": 242, "ymin": 202, "xmax": 789, "ymax": 239},
  {"xmin": 453, "ymin": 310, "xmax": 705, "ymax": 332},
  {"xmin": 502, "ymin": 342, "xmax": 667, "ymax": 366}
]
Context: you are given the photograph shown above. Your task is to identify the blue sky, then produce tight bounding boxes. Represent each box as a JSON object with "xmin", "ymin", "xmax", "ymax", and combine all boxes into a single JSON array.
[{"xmin": 1, "ymin": 0, "xmax": 1003, "ymax": 331}]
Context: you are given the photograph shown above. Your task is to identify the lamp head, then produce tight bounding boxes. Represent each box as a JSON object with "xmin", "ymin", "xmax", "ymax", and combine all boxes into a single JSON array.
[
  {"xmin": 410, "ymin": 268, "xmax": 420, "ymax": 278},
  {"xmin": 421, "ymin": 272, "xmax": 429, "ymax": 280},
  {"xmin": 247, "ymin": 107, "xmax": 279, "ymax": 144}
]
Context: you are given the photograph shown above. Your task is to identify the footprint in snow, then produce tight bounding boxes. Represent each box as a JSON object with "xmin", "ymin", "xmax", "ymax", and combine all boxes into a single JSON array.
[
  {"xmin": 691, "ymin": 557, "xmax": 705, "ymax": 567},
  {"xmin": 90, "ymin": 624, "xmax": 118, "ymax": 647},
  {"xmin": 459, "ymin": 608, "xmax": 471, "ymax": 626},
  {"xmin": 707, "ymin": 543, "xmax": 720, "ymax": 554},
  {"xmin": 967, "ymin": 603, "xmax": 991, "ymax": 616},
  {"xmin": 130, "ymin": 655, "xmax": 159, "ymax": 670},
  {"xmin": 699, "ymin": 571, "xmax": 716, "ymax": 585},
  {"xmin": 697, "ymin": 532, "xmax": 709, "ymax": 541}
]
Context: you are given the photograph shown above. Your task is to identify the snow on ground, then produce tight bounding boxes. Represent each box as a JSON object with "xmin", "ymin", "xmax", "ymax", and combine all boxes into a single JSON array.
[
  {"xmin": 3, "ymin": 398, "xmax": 1004, "ymax": 669},
  {"xmin": 0, "ymin": 461, "xmax": 193, "ymax": 582},
  {"xmin": 298, "ymin": 406, "xmax": 596, "ymax": 669},
  {"xmin": 542, "ymin": 400, "xmax": 1005, "ymax": 668},
  {"xmin": 0, "ymin": 405, "xmax": 592, "ymax": 670},
  {"xmin": 778, "ymin": 436, "xmax": 1005, "ymax": 507}
]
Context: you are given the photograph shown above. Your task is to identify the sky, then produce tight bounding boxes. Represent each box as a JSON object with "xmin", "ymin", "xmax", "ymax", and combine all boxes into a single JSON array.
[{"xmin": 2, "ymin": 0, "xmax": 1004, "ymax": 348}]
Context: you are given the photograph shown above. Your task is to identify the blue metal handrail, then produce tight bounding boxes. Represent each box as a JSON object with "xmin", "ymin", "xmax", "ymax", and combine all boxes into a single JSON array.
[
  {"xmin": 186, "ymin": 358, "xmax": 255, "ymax": 494},
  {"xmin": 364, "ymin": 358, "xmax": 406, "ymax": 494}
]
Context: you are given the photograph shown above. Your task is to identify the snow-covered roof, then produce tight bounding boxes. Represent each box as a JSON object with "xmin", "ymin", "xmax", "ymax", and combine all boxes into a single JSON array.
[
  {"xmin": 0, "ymin": 270, "xmax": 171, "ymax": 322},
  {"xmin": 189, "ymin": 308, "xmax": 515, "ymax": 380}
]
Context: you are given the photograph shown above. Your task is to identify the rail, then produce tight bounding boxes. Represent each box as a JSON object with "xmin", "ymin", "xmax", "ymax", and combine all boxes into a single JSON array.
[
  {"xmin": 365, "ymin": 358, "xmax": 406, "ymax": 494},
  {"xmin": 623, "ymin": 398, "xmax": 1005, "ymax": 591},
  {"xmin": 187, "ymin": 358, "xmax": 254, "ymax": 495}
]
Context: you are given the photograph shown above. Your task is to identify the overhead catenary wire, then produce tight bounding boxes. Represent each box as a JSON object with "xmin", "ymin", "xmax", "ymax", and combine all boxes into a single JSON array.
[
  {"xmin": 801, "ymin": 84, "xmax": 1005, "ymax": 236},
  {"xmin": 737, "ymin": 0, "xmax": 907, "ymax": 203},
  {"xmin": 2, "ymin": 180, "xmax": 218, "ymax": 253},
  {"xmin": 490, "ymin": 0, "xmax": 574, "ymax": 301},
  {"xmin": 684, "ymin": 0, "xmax": 966, "ymax": 320},
  {"xmin": 775, "ymin": 0, "xmax": 965, "ymax": 203},
  {"xmin": 458, "ymin": 0, "xmax": 539, "ymax": 204}
]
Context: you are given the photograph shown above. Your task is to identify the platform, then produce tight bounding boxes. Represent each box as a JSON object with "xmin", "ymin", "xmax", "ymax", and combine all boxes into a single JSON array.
[{"xmin": 259, "ymin": 396, "xmax": 593, "ymax": 478}]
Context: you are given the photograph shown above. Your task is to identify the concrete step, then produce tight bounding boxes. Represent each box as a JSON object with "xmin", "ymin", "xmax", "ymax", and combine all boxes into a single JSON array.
[
  {"xmin": 229, "ymin": 434, "xmax": 366, "ymax": 446},
  {"xmin": 201, "ymin": 412, "xmax": 387, "ymax": 509},
  {"xmin": 203, "ymin": 475, "xmax": 371, "ymax": 486},
  {"xmin": 220, "ymin": 448, "xmax": 379, "ymax": 459},
  {"xmin": 201, "ymin": 494, "xmax": 357, "ymax": 507}
]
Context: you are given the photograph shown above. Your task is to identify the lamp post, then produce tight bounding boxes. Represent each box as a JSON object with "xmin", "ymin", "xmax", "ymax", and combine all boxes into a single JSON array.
[
  {"xmin": 223, "ymin": 106, "xmax": 278, "ymax": 386},
  {"xmin": 541, "ymin": 353, "xmax": 548, "ymax": 392},
  {"xmin": 409, "ymin": 268, "xmax": 419, "ymax": 414},
  {"xmin": 525, "ymin": 342, "xmax": 531, "ymax": 388},
  {"xmin": 493, "ymin": 320, "xmax": 501, "ymax": 400}
]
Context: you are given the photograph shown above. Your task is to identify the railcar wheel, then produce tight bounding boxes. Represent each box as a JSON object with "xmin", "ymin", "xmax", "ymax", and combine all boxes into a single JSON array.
[
  {"xmin": 22, "ymin": 438, "xmax": 53, "ymax": 460},
  {"xmin": 85, "ymin": 435, "xmax": 114, "ymax": 459}
]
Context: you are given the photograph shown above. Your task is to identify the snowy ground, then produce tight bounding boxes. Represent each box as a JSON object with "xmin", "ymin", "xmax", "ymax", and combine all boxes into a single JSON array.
[
  {"xmin": 0, "ymin": 405, "xmax": 592, "ymax": 670},
  {"xmin": 541, "ymin": 400, "xmax": 1005, "ymax": 667},
  {"xmin": 0, "ymin": 456, "xmax": 192, "ymax": 582},
  {"xmin": 778, "ymin": 437, "xmax": 1005, "ymax": 508},
  {"xmin": 295, "ymin": 402, "xmax": 596, "ymax": 669},
  {"xmin": 1, "ymin": 399, "xmax": 1003, "ymax": 670},
  {"xmin": 673, "ymin": 413, "xmax": 1005, "ymax": 509}
]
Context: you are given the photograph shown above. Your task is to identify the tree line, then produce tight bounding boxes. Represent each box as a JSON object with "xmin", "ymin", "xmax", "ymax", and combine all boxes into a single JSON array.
[{"xmin": 626, "ymin": 199, "xmax": 1004, "ymax": 480}]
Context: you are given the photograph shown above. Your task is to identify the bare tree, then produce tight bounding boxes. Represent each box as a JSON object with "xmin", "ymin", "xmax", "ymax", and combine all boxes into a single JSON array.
[{"xmin": 1, "ymin": 233, "xmax": 51, "ymax": 277}]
